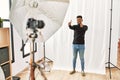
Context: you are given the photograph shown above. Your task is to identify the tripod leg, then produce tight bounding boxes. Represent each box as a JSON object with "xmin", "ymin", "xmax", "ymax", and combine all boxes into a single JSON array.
[
  {"xmin": 108, "ymin": 62, "xmax": 112, "ymax": 79},
  {"xmin": 45, "ymin": 57, "xmax": 53, "ymax": 62},
  {"xmin": 37, "ymin": 66, "xmax": 47, "ymax": 80},
  {"xmin": 110, "ymin": 62, "xmax": 120, "ymax": 70}
]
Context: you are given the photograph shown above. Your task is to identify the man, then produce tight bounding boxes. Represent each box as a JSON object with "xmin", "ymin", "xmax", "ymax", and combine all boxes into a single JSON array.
[{"xmin": 68, "ymin": 15, "xmax": 88, "ymax": 76}]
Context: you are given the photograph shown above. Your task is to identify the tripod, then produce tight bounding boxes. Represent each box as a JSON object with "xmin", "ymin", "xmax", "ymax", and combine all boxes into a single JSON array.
[
  {"xmin": 106, "ymin": 0, "xmax": 120, "ymax": 79},
  {"xmin": 21, "ymin": 33, "xmax": 47, "ymax": 80}
]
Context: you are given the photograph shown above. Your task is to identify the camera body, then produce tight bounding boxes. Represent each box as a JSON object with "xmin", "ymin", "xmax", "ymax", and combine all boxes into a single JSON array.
[{"xmin": 26, "ymin": 18, "xmax": 45, "ymax": 32}]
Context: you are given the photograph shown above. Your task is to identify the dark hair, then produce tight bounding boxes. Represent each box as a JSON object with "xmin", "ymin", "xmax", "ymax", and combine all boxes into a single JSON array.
[{"xmin": 77, "ymin": 15, "xmax": 82, "ymax": 19}]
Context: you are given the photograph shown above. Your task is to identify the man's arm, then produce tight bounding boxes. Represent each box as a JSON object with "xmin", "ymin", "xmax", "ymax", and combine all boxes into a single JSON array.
[
  {"xmin": 68, "ymin": 20, "xmax": 75, "ymax": 30},
  {"xmin": 84, "ymin": 25, "xmax": 88, "ymax": 31}
]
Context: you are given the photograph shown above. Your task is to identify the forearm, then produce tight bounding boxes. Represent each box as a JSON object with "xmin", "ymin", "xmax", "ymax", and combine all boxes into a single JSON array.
[{"xmin": 69, "ymin": 25, "xmax": 74, "ymax": 29}]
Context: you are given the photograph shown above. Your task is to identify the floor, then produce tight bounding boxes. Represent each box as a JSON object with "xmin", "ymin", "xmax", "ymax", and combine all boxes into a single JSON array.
[
  {"xmin": 16, "ymin": 67, "xmax": 120, "ymax": 80},
  {"xmin": 16, "ymin": 45, "xmax": 120, "ymax": 80}
]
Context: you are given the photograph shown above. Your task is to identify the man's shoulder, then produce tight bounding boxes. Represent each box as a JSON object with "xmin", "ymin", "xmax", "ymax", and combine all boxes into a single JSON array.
[
  {"xmin": 83, "ymin": 25, "xmax": 88, "ymax": 30},
  {"xmin": 83, "ymin": 25, "xmax": 88, "ymax": 27},
  {"xmin": 73, "ymin": 24, "xmax": 79, "ymax": 26}
]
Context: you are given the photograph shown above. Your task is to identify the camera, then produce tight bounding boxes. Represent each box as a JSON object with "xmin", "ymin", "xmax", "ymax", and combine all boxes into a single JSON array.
[{"xmin": 26, "ymin": 18, "xmax": 45, "ymax": 32}]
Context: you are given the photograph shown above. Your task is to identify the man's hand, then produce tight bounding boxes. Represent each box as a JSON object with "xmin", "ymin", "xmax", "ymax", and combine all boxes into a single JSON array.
[{"xmin": 68, "ymin": 20, "xmax": 72, "ymax": 26}]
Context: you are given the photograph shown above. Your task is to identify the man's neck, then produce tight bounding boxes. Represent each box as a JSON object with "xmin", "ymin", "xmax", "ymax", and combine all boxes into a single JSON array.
[{"xmin": 79, "ymin": 23, "xmax": 83, "ymax": 27}]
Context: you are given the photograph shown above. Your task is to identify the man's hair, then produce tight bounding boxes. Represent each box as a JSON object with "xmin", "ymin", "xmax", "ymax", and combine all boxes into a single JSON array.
[{"xmin": 77, "ymin": 15, "xmax": 82, "ymax": 19}]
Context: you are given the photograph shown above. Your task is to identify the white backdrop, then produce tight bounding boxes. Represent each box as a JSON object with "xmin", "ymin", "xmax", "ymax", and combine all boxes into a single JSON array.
[
  {"xmin": 45, "ymin": 0, "xmax": 120, "ymax": 74},
  {"xmin": 9, "ymin": 0, "xmax": 120, "ymax": 75}
]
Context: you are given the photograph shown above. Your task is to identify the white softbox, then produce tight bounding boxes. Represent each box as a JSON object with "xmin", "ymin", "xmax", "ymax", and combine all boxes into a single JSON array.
[{"xmin": 10, "ymin": 0, "xmax": 69, "ymax": 42}]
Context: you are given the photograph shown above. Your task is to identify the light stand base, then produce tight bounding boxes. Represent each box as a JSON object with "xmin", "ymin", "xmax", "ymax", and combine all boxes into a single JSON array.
[
  {"xmin": 106, "ymin": 62, "xmax": 120, "ymax": 79},
  {"xmin": 39, "ymin": 57, "xmax": 53, "ymax": 72}
]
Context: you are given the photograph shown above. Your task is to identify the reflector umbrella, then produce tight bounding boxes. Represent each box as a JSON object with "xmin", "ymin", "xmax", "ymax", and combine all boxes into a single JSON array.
[{"xmin": 10, "ymin": 0, "xmax": 69, "ymax": 42}]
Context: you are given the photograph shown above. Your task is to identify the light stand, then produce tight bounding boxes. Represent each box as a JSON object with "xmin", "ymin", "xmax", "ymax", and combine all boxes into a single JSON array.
[
  {"xmin": 106, "ymin": 0, "xmax": 120, "ymax": 79},
  {"xmin": 38, "ymin": 32, "xmax": 53, "ymax": 72},
  {"xmin": 43, "ymin": 42, "xmax": 53, "ymax": 71}
]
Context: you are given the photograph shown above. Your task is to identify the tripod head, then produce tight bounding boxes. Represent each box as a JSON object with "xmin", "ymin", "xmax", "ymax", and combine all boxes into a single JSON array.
[
  {"xmin": 28, "ymin": 32, "xmax": 38, "ymax": 39},
  {"xmin": 26, "ymin": 17, "xmax": 45, "ymax": 41}
]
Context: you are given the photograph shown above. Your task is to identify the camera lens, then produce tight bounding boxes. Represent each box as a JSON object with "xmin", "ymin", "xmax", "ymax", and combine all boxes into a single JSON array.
[{"xmin": 37, "ymin": 20, "xmax": 45, "ymax": 29}]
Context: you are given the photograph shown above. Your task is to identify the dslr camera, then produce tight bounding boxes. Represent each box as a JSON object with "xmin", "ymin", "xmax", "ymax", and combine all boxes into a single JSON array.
[{"xmin": 26, "ymin": 18, "xmax": 45, "ymax": 32}]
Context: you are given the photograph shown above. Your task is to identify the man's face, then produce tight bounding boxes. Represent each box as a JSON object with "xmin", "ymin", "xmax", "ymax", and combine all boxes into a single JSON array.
[{"xmin": 77, "ymin": 18, "xmax": 83, "ymax": 24}]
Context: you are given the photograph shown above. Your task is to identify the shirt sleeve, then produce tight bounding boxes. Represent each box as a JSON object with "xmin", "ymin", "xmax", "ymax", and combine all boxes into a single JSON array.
[
  {"xmin": 84, "ymin": 25, "xmax": 88, "ymax": 31},
  {"xmin": 69, "ymin": 25, "xmax": 75, "ymax": 30}
]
